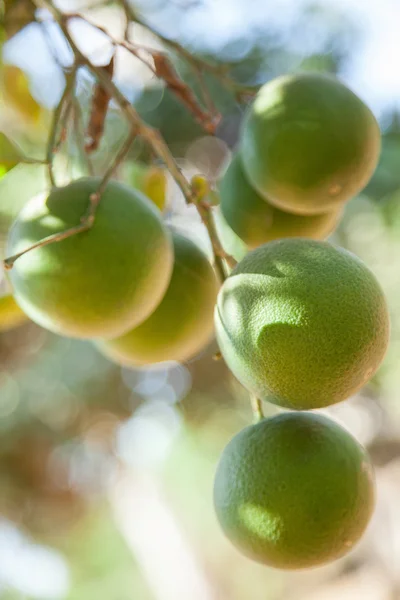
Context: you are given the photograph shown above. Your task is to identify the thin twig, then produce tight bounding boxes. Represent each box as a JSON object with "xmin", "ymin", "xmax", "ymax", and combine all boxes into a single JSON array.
[
  {"xmin": 126, "ymin": 7, "xmax": 257, "ymax": 98},
  {"xmin": 33, "ymin": 1, "xmax": 235, "ymax": 278},
  {"xmin": 191, "ymin": 175, "xmax": 236, "ymax": 280},
  {"xmin": 86, "ymin": 131, "xmax": 137, "ymax": 225},
  {"xmin": 71, "ymin": 96, "xmax": 95, "ymax": 176},
  {"xmin": 48, "ymin": 10, "xmax": 195, "ymax": 202},
  {"xmin": 121, "ymin": 0, "xmax": 132, "ymax": 40},
  {"xmin": 190, "ymin": 62, "xmax": 221, "ymax": 124},
  {"xmin": 46, "ymin": 66, "xmax": 77, "ymax": 187},
  {"xmin": 85, "ymin": 54, "xmax": 115, "ymax": 153},
  {"xmin": 3, "ymin": 222, "xmax": 91, "ymax": 270},
  {"xmin": 250, "ymin": 395, "xmax": 264, "ymax": 423},
  {"xmin": 3, "ymin": 132, "xmax": 137, "ymax": 271},
  {"xmin": 19, "ymin": 157, "xmax": 48, "ymax": 165},
  {"xmin": 68, "ymin": 15, "xmax": 219, "ymax": 134}
]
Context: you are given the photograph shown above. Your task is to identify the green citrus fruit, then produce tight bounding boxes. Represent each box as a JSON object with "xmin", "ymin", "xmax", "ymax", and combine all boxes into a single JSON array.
[
  {"xmin": 0, "ymin": 294, "xmax": 28, "ymax": 332},
  {"xmin": 240, "ymin": 73, "xmax": 380, "ymax": 215},
  {"xmin": 213, "ymin": 207, "xmax": 249, "ymax": 263},
  {"xmin": 99, "ymin": 231, "xmax": 219, "ymax": 366},
  {"xmin": 219, "ymin": 153, "xmax": 342, "ymax": 248},
  {"xmin": 6, "ymin": 178, "xmax": 174, "ymax": 339},
  {"xmin": 214, "ymin": 412, "xmax": 375, "ymax": 570},
  {"xmin": 215, "ymin": 239, "xmax": 390, "ymax": 409}
]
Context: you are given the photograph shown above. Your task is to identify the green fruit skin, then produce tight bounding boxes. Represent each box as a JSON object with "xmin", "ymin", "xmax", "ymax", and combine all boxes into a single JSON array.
[
  {"xmin": 6, "ymin": 178, "xmax": 174, "ymax": 339},
  {"xmin": 240, "ymin": 73, "xmax": 381, "ymax": 215},
  {"xmin": 215, "ymin": 239, "xmax": 390, "ymax": 410},
  {"xmin": 214, "ymin": 412, "xmax": 375, "ymax": 570},
  {"xmin": 219, "ymin": 153, "xmax": 342, "ymax": 248},
  {"xmin": 212, "ymin": 207, "xmax": 249, "ymax": 263},
  {"xmin": 99, "ymin": 231, "xmax": 220, "ymax": 366},
  {"xmin": 0, "ymin": 294, "xmax": 29, "ymax": 332}
]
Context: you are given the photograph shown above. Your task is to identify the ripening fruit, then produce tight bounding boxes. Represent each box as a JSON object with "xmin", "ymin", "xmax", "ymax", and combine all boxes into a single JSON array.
[
  {"xmin": 215, "ymin": 239, "xmax": 390, "ymax": 409},
  {"xmin": 99, "ymin": 231, "xmax": 219, "ymax": 366},
  {"xmin": 219, "ymin": 153, "xmax": 342, "ymax": 248},
  {"xmin": 0, "ymin": 294, "xmax": 28, "ymax": 332},
  {"xmin": 126, "ymin": 161, "xmax": 167, "ymax": 211},
  {"xmin": 240, "ymin": 73, "xmax": 381, "ymax": 215},
  {"xmin": 213, "ymin": 207, "xmax": 249, "ymax": 263},
  {"xmin": 6, "ymin": 178, "xmax": 174, "ymax": 339},
  {"xmin": 2, "ymin": 66, "xmax": 42, "ymax": 123},
  {"xmin": 214, "ymin": 412, "xmax": 375, "ymax": 570}
]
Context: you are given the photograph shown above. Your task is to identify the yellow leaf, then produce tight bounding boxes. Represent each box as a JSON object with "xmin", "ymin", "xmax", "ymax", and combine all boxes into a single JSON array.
[
  {"xmin": 0, "ymin": 131, "xmax": 24, "ymax": 176},
  {"xmin": 2, "ymin": 65, "xmax": 42, "ymax": 122},
  {"xmin": 127, "ymin": 162, "xmax": 167, "ymax": 211},
  {"xmin": 143, "ymin": 167, "xmax": 167, "ymax": 211}
]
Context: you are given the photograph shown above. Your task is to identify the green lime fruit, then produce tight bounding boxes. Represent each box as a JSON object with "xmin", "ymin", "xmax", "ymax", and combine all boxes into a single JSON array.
[
  {"xmin": 219, "ymin": 153, "xmax": 342, "ymax": 248},
  {"xmin": 213, "ymin": 207, "xmax": 249, "ymax": 263},
  {"xmin": 240, "ymin": 73, "xmax": 381, "ymax": 215},
  {"xmin": 215, "ymin": 239, "xmax": 390, "ymax": 409},
  {"xmin": 6, "ymin": 178, "xmax": 174, "ymax": 339},
  {"xmin": 0, "ymin": 294, "xmax": 29, "ymax": 332},
  {"xmin": 214, "ymin": 412, "xmax": 375, "ymax": 570},
  {"xmin": 99, "ymin": 231, "xmax": 220, "ymax": 366}
]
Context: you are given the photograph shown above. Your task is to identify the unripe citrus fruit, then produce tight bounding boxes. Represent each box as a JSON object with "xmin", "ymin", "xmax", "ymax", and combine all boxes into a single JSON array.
[
  {"xmin": 6, "ymin": 178, "xmax": 174, "ymax": 339},
  {"xmin": 240, "ymin": 73, "xmax": 380, "ymax": 215},
  {"xmin": 214, "ymin": 412, "xmax": 375, "ymax": 570},
  {"xmin": 0, "ymin": 294, "xmax": 28, "ymax": 332},
  {"xmin": 215, "ymin": 239, "xmax": 390, "ymax": 409},
  {"xmin": 99, "ymin": 231, "xmax": 219, "ymax": 365},
  {"xmin": 213, "ymin": 207, "xmax": 248, "ymax": 263},
  {"xmin": 219, "ymin": 153, "xmax": 341, "ymax": 248}
]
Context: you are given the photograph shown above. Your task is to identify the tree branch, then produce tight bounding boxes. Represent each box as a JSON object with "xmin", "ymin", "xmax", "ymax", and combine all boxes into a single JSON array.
[
  {"xmin": 4, "ymin": 131, "xmax": 137, "ymax": 271},
  {"xmin": 46, "ymin": 65, "xmax": 77, "ymax": 187},
  {"xmin": 25, "ymin": 0, "xmax": 236, "ymax": 280},
  {"xmin": 250, "ymin": 395, "xmax": 264, "ymax": 422},
  {"xmin": 125, "ymin": 5, "xmax": 257, "ymax": 100}
]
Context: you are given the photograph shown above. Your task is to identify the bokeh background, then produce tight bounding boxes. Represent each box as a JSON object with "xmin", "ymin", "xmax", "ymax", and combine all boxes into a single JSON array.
[{"xmin": 1, "ymin": 0, "xmax": 400, "ymax": 598}]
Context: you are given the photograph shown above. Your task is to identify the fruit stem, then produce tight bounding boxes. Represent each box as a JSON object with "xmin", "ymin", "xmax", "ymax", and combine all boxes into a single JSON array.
[
  {"xmin": 3, "ymin": 222, "xmax": 91, "ymax": 270},
  {"xmin": 124, "ymin": 2, "xmax": 258, "ymax": 100},
  {"xmin": 3, "ymin": 129, "xmax": 137, "ymax": 271},
  {"xmin": 30, "ymin": 1, "xmax": 237, "ymax": 281},
  {"xmin": 35, "ymin": 1, "xmax": 196, "ymax": 205},
  {"xmin": 190, "ymin": 175, "xmax": 236, "ymax": 281},
  {"xmin": 46, "ymin": 65, "xmax": 77, "ymax": 188},
  {"xmin": 250, "ymin": 395, "xmax": 264, "ymax": 422}
]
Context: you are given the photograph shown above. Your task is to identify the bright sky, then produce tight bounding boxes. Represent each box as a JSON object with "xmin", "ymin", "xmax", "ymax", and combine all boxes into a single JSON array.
[{"xmin": 3, "ymin": 0, "xmax": 400, "ymax": 118}]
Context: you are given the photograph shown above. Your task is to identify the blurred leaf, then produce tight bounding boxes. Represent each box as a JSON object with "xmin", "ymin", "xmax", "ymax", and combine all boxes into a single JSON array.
[
  {"xmin": 0, "ymin": 131, "xmax": 25, "ymax": 175},
  {"xmin": 124, "ymin": 161, "xmax": 167, "ymax": 211},
  {"xmin": 0, "ymin": 294, "xmax": 29, "ymax": 331},
  {"xmin": 2, "ymin": 65, "xmax": 42, "ymax": 122}
]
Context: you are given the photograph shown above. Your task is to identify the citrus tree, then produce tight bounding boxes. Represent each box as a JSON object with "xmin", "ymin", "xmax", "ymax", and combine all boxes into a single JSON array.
[{"xmin": 0, "ymin": 0, "xmax": 396, "ymax": 590}]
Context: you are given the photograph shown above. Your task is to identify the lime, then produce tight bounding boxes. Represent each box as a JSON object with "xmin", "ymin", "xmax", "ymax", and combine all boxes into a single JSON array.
[
  {"xmin": 219, "ymin": 153, "xmax": 341, "ymax": 248},
  {"xmin": 214, "ymin": 412, "xmax": 375, "ymax": 569},
  {"xmin": 240, "ymin": 73, "xmax": 380, "ymax": 215},
  {"xmin": 6, "ymin": 178, "xmax": 174, "ymax": 339},
  {"xmin": 99, "ymin": 231, "xmax": 219, "ymax": 366},
  {"xmin": 215, "ymin": 238, "xmax": 390, "ymax": 409}
]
